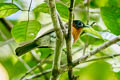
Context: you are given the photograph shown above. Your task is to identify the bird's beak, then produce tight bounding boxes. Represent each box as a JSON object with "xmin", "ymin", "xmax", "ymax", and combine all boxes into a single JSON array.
[{"xmin": 84, "ymin": 25, "xmax": 91, "ymax": 27}]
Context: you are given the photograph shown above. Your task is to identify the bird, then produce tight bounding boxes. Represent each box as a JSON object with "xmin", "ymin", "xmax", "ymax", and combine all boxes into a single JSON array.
[
  {"xmin": 16, "ymin": 20, "xmax": 90, "ymax": 56},
  {"xmin": 72, "ymin": 20, "xmax": 89, "ymax": 43}
]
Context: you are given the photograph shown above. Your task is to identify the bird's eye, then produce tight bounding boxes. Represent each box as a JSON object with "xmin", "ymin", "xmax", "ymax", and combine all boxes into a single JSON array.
[{"xmin": 78, "ymin": 22, "xmax": 83, "ymax": 26}]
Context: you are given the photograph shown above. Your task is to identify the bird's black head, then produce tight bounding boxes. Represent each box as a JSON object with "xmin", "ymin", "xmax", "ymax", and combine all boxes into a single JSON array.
[{"xmin": 73, "ymin": 20, "xmax": 89, "ymax": 29}]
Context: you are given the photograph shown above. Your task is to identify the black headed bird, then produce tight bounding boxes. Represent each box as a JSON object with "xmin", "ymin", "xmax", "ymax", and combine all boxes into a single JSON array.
[
  {"xmin": 16, "ymin": 20, "xmax": 90, "ymax": 56},
  {"xmin": 72, "ymin": 20, "xmax": 89, "ymax": 43}
]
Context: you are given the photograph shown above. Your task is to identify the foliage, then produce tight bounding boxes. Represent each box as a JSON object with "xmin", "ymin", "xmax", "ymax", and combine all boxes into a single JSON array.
[
  {"xmin": 11, "ymin": 20, "xmax": 41, "ymax": 42},
  {"xmin": 0, "ymin": 0, "xmax": 120, "ymax": 80},
  {"xmin": 101, "ymin": 7, "xmax": 120, "ymax": 35},
  {"xmin": 0, "ymin": 3, "xmax": 20, "ymax": 18}
]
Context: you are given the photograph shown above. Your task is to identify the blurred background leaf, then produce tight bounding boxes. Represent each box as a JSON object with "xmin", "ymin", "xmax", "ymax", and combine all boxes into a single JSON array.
[
  {"xmin": 101, "ymin": 7, "xmax": 120, "ymax": 35},
  {"xmin": 11, "ymin": 20, "xmax": 41, "ymax": 42},
  {"xmin": 0, "ymin": 0, "xmax": 120, "ymax": 80}
]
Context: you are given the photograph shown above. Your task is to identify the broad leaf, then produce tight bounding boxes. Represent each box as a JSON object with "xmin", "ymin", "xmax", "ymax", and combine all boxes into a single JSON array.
[
  {"xmin": 34, "ymin": 2, "xmax": 69, "ymax": 20},
  {"xmin": 56, "ymin": 3, "xmax": 69, "ymax": 20},
  {"xmin": 101, "ymin": 7, "xmax": 120, "ymax": 35},
  {"xmin": 34, "ymin": 3, "xmax": 49, "ymax": 18},
  {"xmin": 0, "ymin": 3, "xmax": 20, "ymax": 18},
  {"xmin": 77, "ymin": 61, "xmax": 117, "ymax": 80},
  {"xmin": 11, "ymin": 20, "xmax": 41, "ymax": 42},
  {"xmin": 37, "ymin": 48, "xmax": 53, "ymax": 59},
  {"xmin": 81, "ymin": 33, "xmax": 104, "ymax": 45},
  {"xmin": 83, "ymin": 27, "xmax": 103, "ymax": 39}
]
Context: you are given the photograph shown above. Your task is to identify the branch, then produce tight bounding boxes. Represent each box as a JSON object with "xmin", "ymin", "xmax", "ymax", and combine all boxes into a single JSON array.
[
  {"xmin": 18, "ymin": 57, "xmax": 35, "ymax": 75},
  {"xmin": 20, "ymin": 54, "xmax": 51, "ymax": 80},
  {"xmin": 0, "ymin": 38, "xmax": 14, "ymax": 47},
  {"xmin": 48, "ymin": 0, "xmax": 64, "ymax": 79},
  {"xmin": 25, "ymin": 69, "xmax": 51, "ymax": 80},
  {"xmin": 73, "ymin": 36, "xmax": 120, "ymax": 67},
  {"xmin": 66, "ymin": 0, "xmax": 75, "ymax": 79},
  {"xmin": 25, "ymin": 53, "xmax": 120, "ymax": 80},
  {"xmin": 82, "ymin": 0, "xmax": 90, "ymax": 56},
  {"xmin": 31, "ymin": 51, "xmax": 49, "ymax": 80},
  {"xmin": 57, "ymin": 14, "xmax": 67, "ymax": 37},
  {"xmin": 0, "ymin": 18, "xmax": 13, "ymax": 32},
  {"xmin": 25, "ymin": 35, "xmax": 120, "ymax": 79},
  {"xmin": 84, "ymin": 54, "xmax": 120, "ymax": 63}
]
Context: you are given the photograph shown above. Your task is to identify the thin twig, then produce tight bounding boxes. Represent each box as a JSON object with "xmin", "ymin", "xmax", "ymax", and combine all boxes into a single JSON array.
[
  {"xmin": 31, "ymin": 51, "xmax": 49, "ymax": 80},
  {"xmin": 66, "ymin": 0, "xmax": 75, "ymax": 79},
  {"xmin": 90, "ymin": 22, "xmax": 96, "ymax": 26},
  {"xmin": 57, "ymin": 14, "xmax": 67, "ymax": 37},
  {"xmin": 0, "ymin": 18, "xmax": 13, "ymax": 31},
  {"xmin": 83, "ymin": 0, "xmax": 90, "ymax": 56},
  {"xmin": 86, "ymin": 0, "xmax": 90, "ymax": 25},
  {"xmin": 20, "ymin": 54, "xmax": 51, "ymax": 80},
  {"xmin": 25, "ymin": 69, "xmax": 52, "ymax": 79},
  {"xmin": 18, "ymin": 57, "xmax": 35, "ymax": 75},
  {"xmin": 26, "ymin": 53, "xmax": 120, "ymax": 80},
  {"xmin": 0, "ymin": 39, "xmax": 14, "ymax": 47},
  {"xmin": 84, "ymin": 54, "xmax": 120, "ymax": 63},
  {"xmin": 12, "ymin": 0, "xmax": 14, "ymax": 3},
  {"xmin": 25, "ymin": 36, "xmax": 120, "ymax": 79},
  {"xmin": 73, "ymin": 36, "xmax": 120, "ymax": 67},
  {"xmin": 25, "ymin": 0, "xmax": 32, "ymax": 40}
]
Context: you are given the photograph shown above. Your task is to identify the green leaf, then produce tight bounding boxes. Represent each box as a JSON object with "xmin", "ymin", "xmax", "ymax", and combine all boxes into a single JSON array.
[
  {"xmin": 36, "ymin": 48, "xmax": 53, "ymax": 59},
  {"xmin": 34, "ymin": 3, "xmax": 49, "ymax": 13},
  {"xmin": 0, "ymin": 3, "xmax": 20, "ymax": 18},
  {"xmin": 77, "ymin": 61, "xmax": 117, "ymax": 80},
  {"xmin": 83, "ymin": 27, "xmax": 103, "ymax": 39},
  {"xmin": 11, "ymin": 20, "xmax": 41, "ymax": 42},
  {"xmin": 56, "ymin": 3, "xmax": 69, "ymax": 20},
  {"xmin": 108, "ymin": 0, "xmax": 118, "ymax": 7},
  {"xmin": 94, "ymin": 0, "xmax": 108, "ymax": 7},
  {"xmin": 33, "ymin": 2, "xmax": 69, "ymax": 20},
  {"xmin": 74, "ymin": 0, "xmax": 83, "ymax": 6},
  {"xmin": 34, "ymin": 3, "xmax": 49, "ymax": 18},
  {"xmin": 101, "ymin": 7, "xmax": 120, "ymax": 35},
  {"xmin": 116, "ymin": 72, "xmax": 120, "ymax": 80},
  {"xmin": 81, "ymin": 33, "xmax": 104, "ymax": 45},
  {"xmin": 60, "ymin": 0, "xmax": 69, "ymax": 4}
]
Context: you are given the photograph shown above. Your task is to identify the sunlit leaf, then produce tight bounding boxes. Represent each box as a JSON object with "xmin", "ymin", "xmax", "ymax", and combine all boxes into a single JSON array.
[
  {"xmin": 74, "ymin": 0, "xmax": 83, "ymax": 6},
  {"xmin": 36, "ymin": 48, "xmax": 53, "ymax": 59},
  {"xmin": 60, "ymin": 72, "xmax": 68, "ymax": 80},
  {"xmin": 83, "ymin": 27, "xmax": 103, "ymax": 39},
  {"xmin": 101, "ymin": 7, "xmax": 120, "ymax": 35},
  {"xmin": 80, "ymin": 33, "xmax": 104, "ymax": 45},
  {"xmin": 0, "ymin": 3, "xmax": 20, "ymax": 18},
  {"xmin": 77, "ymin": 61, "xmax": 117, "ymax": 80},
  {"xmin": 116, "ymin": 72, "xmax": 120, "ymax": 80},
  {"xmin": 108, "ymin": 0, "xmax": 119, "ymax": 7},
  {"xmin": 33, "ymin": 2, "xmax": 68, "ymax": 20},
  {"xmin": 34, "ymin": 3, "xmax": 49, "ymax": 18},
  {"xmin": 11, "ymin": 20, "xmax": 41, "ymax": 42},
  {"xmin": 56, "ymin": 3, "xmax": 69, "ymax": 20},
  {"xmin": 94, "ymin": 0, "xmax": 108, "ymax": 7}
]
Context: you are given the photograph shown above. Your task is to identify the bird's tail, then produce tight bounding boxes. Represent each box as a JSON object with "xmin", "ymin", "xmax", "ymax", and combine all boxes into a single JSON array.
[{"xmin": 16, "ymin": 41, "xmax": 38, "ymax": 56}]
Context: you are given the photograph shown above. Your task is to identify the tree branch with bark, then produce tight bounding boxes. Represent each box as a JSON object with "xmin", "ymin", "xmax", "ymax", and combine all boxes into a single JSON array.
[
  {"xmin": 23, "ymin": 36, "xmax": 120, "ymax": 79},
  {"xmin": 48, "ymin": 0, "xmax": 64, "ymax": 79},
  {"xmin": 65, "ymin": 0, "xmax": 75, "ymax": 79}
]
